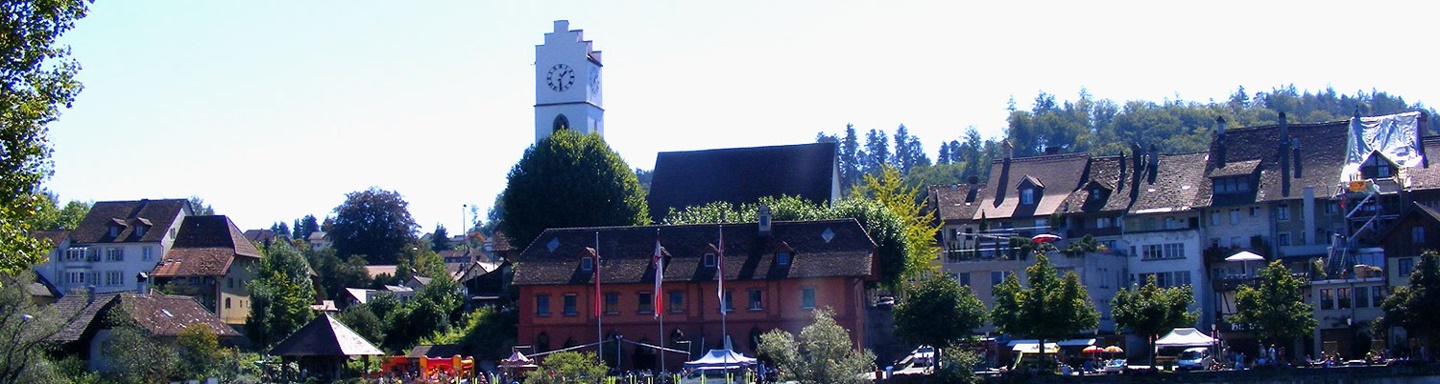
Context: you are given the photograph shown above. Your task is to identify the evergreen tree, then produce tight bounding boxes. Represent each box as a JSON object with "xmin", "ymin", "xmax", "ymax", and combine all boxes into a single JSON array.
[{"xmin": 500, "ymin": 129, "xmax": 648, "ymax": 248}]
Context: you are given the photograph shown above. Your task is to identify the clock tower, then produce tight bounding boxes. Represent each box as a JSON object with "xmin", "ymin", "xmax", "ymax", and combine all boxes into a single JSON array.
[{"xmin": 535, "ymin": 20, "xmax": 604, "ymax": 143}]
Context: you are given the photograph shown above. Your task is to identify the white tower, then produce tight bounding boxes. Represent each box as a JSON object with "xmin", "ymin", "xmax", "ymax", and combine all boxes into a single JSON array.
[{"xmin": 535, "ymin": 20, "xmax": 604, "ymax": 143}]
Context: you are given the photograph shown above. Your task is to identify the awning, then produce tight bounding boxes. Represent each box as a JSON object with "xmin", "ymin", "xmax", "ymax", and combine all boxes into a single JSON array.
[{"xmin": 1155, "ymin": 328, "xmax": 1216, "ymax": 347}]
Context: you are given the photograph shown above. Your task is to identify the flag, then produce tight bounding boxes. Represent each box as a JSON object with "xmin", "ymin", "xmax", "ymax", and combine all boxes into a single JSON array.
[
  {"xmin": 653, "ymin": 230, "xmax": 664, "ymax": 318},
  {"xmin": 717, "ymin": 226, "xmax": 725, "ymax": 314}
]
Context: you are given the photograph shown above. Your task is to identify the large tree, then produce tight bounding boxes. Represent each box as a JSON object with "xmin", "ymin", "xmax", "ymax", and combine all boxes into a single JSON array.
[
  {"xmin": 500, "ymin": 130, "xmax": 648, "ymax": 248},
  {"xmin": 0, "ymin": 0, "xmax": 89, "ymax": 276},
  {"xmin": 1111, "ymin": 275, "xmax": 1199, "ymax": 363},
  {"xmin": 330, "ymin": 187, "xmax": 420, "ymax": 265},
  {"xmin": 989, "ymin": 251, "xmax": 1099, "ymax": 368},
  {"xmin": 1380, "ymin": 250, "xmax": 1440, "ymax": 354},
  {"xmin": 852, "ymin": 165, "xmax": 940, "ymax": 282},
  {"xmin": 246, "ymin": 244, "xmax": 316, "ymax": 349},
  {"xmin": 1231, "ymin": 260, "xmax": 1316, "ymax": 350},
  {"xmin": 893, "ymin": 272, "xmax": 987, "ymax": 372},
  {"xmin": 0, "ymin": 272, "xmax": 69, "ymax": 382},
  {"xmin": 757, "ymin": 308, "xmax": 876, "ymax": 384}
]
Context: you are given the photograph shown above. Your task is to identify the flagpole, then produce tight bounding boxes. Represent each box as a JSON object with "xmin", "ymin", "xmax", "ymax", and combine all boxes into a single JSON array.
[
  {"xmin": 718, "ymin": 225, "xmax": 727, "ymax": 381},
  {"xmin": 656, "ymin": 228, "xmax": 666, "ymax": 376},
  {"xmin": 596, "ymin": 231, "xmax": 603, "ymax": 364}
]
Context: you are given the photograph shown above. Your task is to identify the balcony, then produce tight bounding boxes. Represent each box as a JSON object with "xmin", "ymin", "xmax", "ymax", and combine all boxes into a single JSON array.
[
  {"xmin": 1066, "ymin": 227, "xmax": 1120, "ymax": 238},
  {"xmin": 1280, "ymin": 244, "xmax": 1330, "ymax": 258}
]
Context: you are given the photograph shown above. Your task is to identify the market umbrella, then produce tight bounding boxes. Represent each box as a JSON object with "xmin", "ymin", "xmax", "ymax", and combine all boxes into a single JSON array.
[
  {"xmin": 1083, "ymin": 345, "xmax": 1104, "ymax": 354},
  {"xmin": 1032, "ymin": 233, "xmax": 1062, "ymax": 244},
  {"xmin": 1104, "ymin": 345, "xmax": 1123, "ymax": 360},
  {"xmin": 1225, "ymin": 251, "xmax": 1266, "ymax": 277}
]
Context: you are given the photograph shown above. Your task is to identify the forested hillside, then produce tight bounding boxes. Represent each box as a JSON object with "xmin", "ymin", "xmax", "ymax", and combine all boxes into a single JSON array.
[{"xmin": 817, "ymin": 85, "xmax": 1438, "ymax": 199}]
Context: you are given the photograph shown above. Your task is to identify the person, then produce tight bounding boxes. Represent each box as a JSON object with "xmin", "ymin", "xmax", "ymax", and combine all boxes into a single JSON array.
[
  {"xmin": 1268, "ymin": 345, "xmax": 1277, "ymax": 365},
  {"xmin": 1061, "ymin": 363, "xmax": 1072, "ymax": 376}
]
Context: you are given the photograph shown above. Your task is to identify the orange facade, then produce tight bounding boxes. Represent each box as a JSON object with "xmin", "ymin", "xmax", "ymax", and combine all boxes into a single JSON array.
[{"xmin": 517, "ymin": 275, "xmax": 867, "ymax": 372}]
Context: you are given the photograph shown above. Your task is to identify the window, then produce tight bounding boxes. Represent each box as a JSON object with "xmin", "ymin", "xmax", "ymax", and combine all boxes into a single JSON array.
[
  {"xmin": 65, "ymin": 248, "xmax": 86, "ymax": 262},
  {"xmin": 1210, "ymin": 211, "xmax": 1220, "ymax": 226},
  {"xmin": 1165, "ymin": 243, "xmax": 1185, "ymax": 259},
  {"xmin": 562, "ymin": 294, "xmax": 577, "ymax": 316},
  {"xmin": 1400, "ymin": 258, "xmax": 1416, "ymax": 278},
  {"xmin": 748, "ymin": 289, "xmax": 763, "ymax": 311},
  {"xmin": 1372, "ymin": 285, "xmax": 1386, "ymax": 306},
  {"xmin": 1096, "ymin": 218, "xmax": 1112, "ymax": 229},
  {"xmin": 1021, "ymin": 188, "xmax": 1036, "ymax": 205},
  {"xmin": 1326, "ymin": 201, "xmax": 1340, "ymax": 214},
  {"xmin": 1337, "ymin": 288, "xmax": 1352, "ymax": 309},
  {"xmin": 105, "ymin": 248, "xmax": 124, "ymax": 262},
  {"xmin": 720, "ymin": 291, "xmax": 734, "ymax": 313},
  {"xmin": 1320, "ymin": 289, "xmax": 1334, "ymax": 310},
  {"xmin": 1250, "ymin": 207, "xmax": 1260, "ymax": 217},
  {"xmin": 225, "ymin": 297, "xmax": 231, "ymax": 309},
  {"xmin": 991, "ymin": 271, "xmax": 1005, "ymax": 287},
  {"xmin": 604, "ymin": 292, "xmax": 619, "ymax": 315},
  {"xmin": 536, "ymin": 295, "xmax": 551, "ymax": 316},
  {"xmin": 668, "ymin": 291, "xmax": 685, "ymax": 313},
  {"xmin": 1362, "ymin": 155, "xmax": 1395, "ymax": 178},
  {"xmin": 1142, "ymin": 244, "xmax": 1163, "ymax": 260},
  {"xmin": 1215, "ymin": 176, "xmax": 1251, "ymax": 194},
  {"xmin": 581, "ymin": 257, "xmax": 593, "ymax": 272},
  {"xmin": 959, "ymin": 272, "xmax": 970, "ymax": 287},
  {"xmin": 704, "ymin": 253, "xmax": 716, "ymax": 267},
  {"xmin": 135, "ymin": 225, "xmax": 147, "ymax": 237},
  {"xmin": 1414, "ymin": 227, "xmax": 1426, "ymax": 245},
  {"xmin": 1277, "ymin": 233, "xmax": 1291, "ymax": 246},
  {"xmin": 1276, "ymin": 204, "xmax": 1290, "ymax": 221},
  {"xmin": 1355, "ymin": 286, "xmax": 1370, "ymax": 308},
  {"xmin": 86, "ymin": 248, "xmax": 100, "ymax": 262},
  {"xmin": 108, "ymin": 226, "xmax": 119, "ymax": 237},
  {"xmin": 776, "ymin": 251, "xmax": 791, "ymax": 266},
  {"xmin": 228, "ymin": 278, "xmax": 234, "ymax": 289},
  {"xmin": 1229, "ymin": 209, "xmax": 1241, "ymax": 224},
  {"xmin": 638, "ymin": 292, "xmax": 654, "ymax": 314},
  {"xmin": 801, "ymin": 287, "xmax": 816, "ymax": 310},
  {"xmin": 105, "ymin": 271, "xmax": 123, "ymax": 286}
]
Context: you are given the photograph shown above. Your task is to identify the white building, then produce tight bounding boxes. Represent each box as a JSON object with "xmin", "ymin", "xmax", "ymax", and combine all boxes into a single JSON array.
[{"xmin": 534, "ymin": 20, "xmax": 604, "ymax": 143}]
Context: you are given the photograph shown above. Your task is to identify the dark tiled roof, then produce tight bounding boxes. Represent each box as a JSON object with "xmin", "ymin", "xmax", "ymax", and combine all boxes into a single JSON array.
[
  {"xmin": 1405, "ymin": 136, "xmax": 1440, "ymax": 190},
  {"xmin": 648, "ymin": 142, "xmax": 838, "ymax": 223},
  {"xmin": 71, "ymin": 199, "xmax": 189, "ymax": 244},
  {"xmin": 243, "ymin": 229, "xmax": 278, "ymax": 243},
  {"xmin": 53, "ymin": 292, "xmax": 239, "ymax": 342},
  {"xmin": 408, "ymin": 344, "xmax": 466, "ymax": 358},
  {"xmin": 512, "ymin": 219, "xmax": 876, "ymax": 286},
  {"xmin": 1208, "ymin": 159, "xmax": 1261, "ymax": 178},
  {"xmin": 270, "ymin": 313, "xmax": 384, "ymax": 357},
  {"xmin": 1062, "ymin": 155, "xmax": 1134, "ymax": 214},
  {"xmin": 977, "ymin": 153, "xmax": 1091, "ymax": 220},
  {"xmin": 928, "ymin": 184, "xmax": 987, "ymax": 223},
  {"xmin": 1197, "ymin": 118, "xmax": 1350, "ymax": 207},
  {"xmin": 31, "ymin": 230, "xmax": 69, "ymax": 246},
  {"xmin": 1130, "ymin": 153, "xmax": 1210, "ymax": 214},
  {"xmin": 153, "ymin": 216, "xmax": 261, "ymax": 277}
]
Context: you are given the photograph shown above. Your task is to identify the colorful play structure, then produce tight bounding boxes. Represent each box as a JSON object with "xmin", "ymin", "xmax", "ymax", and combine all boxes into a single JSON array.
[{"xmin": 374, "ymin": 355, "xmax": 477, "ymax": 382}]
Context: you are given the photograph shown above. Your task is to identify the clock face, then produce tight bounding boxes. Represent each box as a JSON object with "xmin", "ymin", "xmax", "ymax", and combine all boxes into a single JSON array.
[
  {"xmin": 546, "ymin": 64, "xmax": 575, "ymax": 92},
  {"xmin": 588, "ymin": 67, "xmax": 601, "ymax": 95}
]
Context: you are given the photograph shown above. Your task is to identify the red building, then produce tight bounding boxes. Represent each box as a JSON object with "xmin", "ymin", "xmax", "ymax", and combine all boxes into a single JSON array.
[{"xmin": 513, "ymin": 217, "xmax": 877, "ymax": 372}]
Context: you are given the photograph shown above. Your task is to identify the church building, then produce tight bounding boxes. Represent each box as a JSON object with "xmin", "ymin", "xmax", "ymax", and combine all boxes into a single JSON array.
[{"xmin": 535, "ymin": 20, "xmax": 604, "ymax": 143}]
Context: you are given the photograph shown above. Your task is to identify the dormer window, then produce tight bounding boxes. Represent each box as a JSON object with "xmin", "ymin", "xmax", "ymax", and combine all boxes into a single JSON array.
[
  {"xmin": 108, "ymin": 226, "xmax": 119, "ymax": 237},
  {"xmin": 134, "ymin": 225, "xmax": 147, "ymax": 237},
  {"xmin": 1361, "ymin": 153, "xmax": 1396, "ymax": 179},
  {"xmin": 704, "ymin": 253, "xmax": 717, "ymax": 268},
  {"xmin": 1214, "ymin": 176, "xmax": 1251, "ymax": 194},
  {"xmin": 1021, "ymin": 188, "xmax": 1036, "ymax": 205},
  {"xmin": 580, "ymin": 256, "xmax": 594, "ymax": 272},
  {"xmin": 776, "ymin": 251, "xmax": 791, "ymax": 266},
  {"xmin": 1089, "ymin": 187, "xmax": 1106, "ymax": 202}
]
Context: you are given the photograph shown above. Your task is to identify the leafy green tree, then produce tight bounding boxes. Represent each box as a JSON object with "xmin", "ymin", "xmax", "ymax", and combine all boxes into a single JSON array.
[
  {"xmin": 310, "ymin": 248, "xmax": 372, "ymax": 300},
  {"xmin": 331, "ymin": 187, "xmax": 420, "ymax": 265},
  {"xmin": 501, "ymin": 129, "xmax": 648, "ymax": 248},
  {"xmin": 420, "ymin": 306, "xmax": 518, "ymax": 360},
  {"xmin": 0, "ymin": 272, "xmax": 69, "ymax": 383},
  {"xmin": 893, "ymin": 272, "xmax": 987, "ymax": 373},
  {"xmin": 187, "ymin": 195, "xmax": 215, "ymax": 215},
  {"xmin": 1231, "ymin": 260, "xmax": 1316, "ymax": 350},
  {"xmin": 103, "ymin": 321, "xmax": 180, "ymax": 384},
  {"xmin": 246, "ymin": 245, "xmax": 316, "ymax": 349},
  {"xmin": 1111, "ymin": 275, "xmax": 1198, "ymax": 364},
  {"xmin": 527, "ymin": 350, "xmax": 608, "ymax": 384},
  {"xmin": 757, "ymin": 308, "xmax": 876, "ymax": 384},
  {"xmin": 1380, "ymin": 251, "xmax": 1440, "ymax": 353},
  {"xmin": 294, "ymin": 214, "xmax": 321, "ymax": 242},
  {"xmin": 431, "ymin": 224, "xmax": 451, "ymax": 252},
  {"xmin": 0, "ymin": 0, "xmax": 89, "ymax": 276},
  {"xmin": 989, "ymin": 251, "xmax": 1099, "ymax": 368},
  {"xmin": 177, "ymin": 323, "xmax": 234, "ymax": 381},
  {"xmin": 338, "ymin": 303, "xmax": 386, "ymax": 347},
  {"xmin": 270, "ymin": 221, "xmax": 291, "ymax": 239}
]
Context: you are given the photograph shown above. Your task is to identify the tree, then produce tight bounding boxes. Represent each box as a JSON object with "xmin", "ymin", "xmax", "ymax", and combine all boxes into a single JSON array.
[
  {"xmin": 527, "ymin": 350, "xmax": 608, "ymax": 384},
  {"xmin": 330, "ymin": 187, "xmax": 420, "ymax": 265},
  {"xmin": 0, "ymin": 272, "xmax": 69, "ymax": 383},
  {"xmin": 177, "ymin": 323, "xmax": 233, "ymax": 381},
  {"xmin": 246, "ymin": 245, "xmax": 316, "ymax": 349},
  {"xmin": 1231, "ymin": 260, "xmax": 1316, "ymax": 350},
  {"xmin": 0, "ymin": 0, "xmax": 90, "ymax": 276},
  {"xmin": 893, "ymin": 272, "xmax": 987, "ymax": 373},
  {"xmin": 419, "ymin": 306, "xmax": 518, "ymax": 360},
  {"xmin": 188, "ymin": 195, "xmax": 215, "ymax": 215},
  {"xmin": 989, "ymin": 251, "xmax": 1099, "ymax": 368},
  {"xmin": 501, "ymin": 129, "xmax": 648, "ymax": 248},
  {"xmin": 295, "ymin": 214, "xmax": 321, "ymax": 241},
  {"xmin": 852, "ymin": 165, "xmax": 940, "ymax": 284},
  {"xmin": 1380, "ymin": 250, "xmax": 1440, "ymax": 354},
  {"xmin": 862, "ymin": 129, "xmax": 890, "ymax": 177},
  {"xmin": 310, "ymin": 248, "xmax": 372, "ymax": 300},
  {"xmin": 757, "ymin": 308, "xmax": 876, "ymax": 384},
  {"xmin": 102, "ymin": 322, "xmax": 180, "ymax": 384},
  {"xmin": 431, "ymin": 224, "xmax": 451, "ymax": 252},
  {"xmin": 270, "ymin": 221, "xmax": 291, "ymax": 239},
  {"xmin": 1110, "ymin": 275, "xmax": 1198, "ymax": 364}
]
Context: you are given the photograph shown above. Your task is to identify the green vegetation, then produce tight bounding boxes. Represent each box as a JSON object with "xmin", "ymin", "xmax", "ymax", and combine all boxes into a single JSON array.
[
  {"xmin": 526, "ymin": 350, "xmax": 608, "ymax": 384},
  {"xmin": 757, "ymin": 308, "xmax": 876, "ymax": 384},
  {"xmin": 330, "ymin": 187, "xmax": 421, "ymax": 265},
  {"xmin": 245, "ymin": 244, "xmax": 317, "ymax": 349},
  {"xmin": 501, "ymin": 129, "xmax": 649, "ymax": 248},
  {"xmin": 1111, "ymin": 275, "xmax": 1199, "ymax": 364},
  {"xmin": 1231, "ymin": 260, "xmax": 1316, "ymax": 350},
  {"xmin": 1379, "ymin": 250, "xmax": 1440, "ymax": 356},
  {"xmin": 893, "ymin": 272, "xmax": 986, "ymax": 382},
  {"xmin": 989, "ymin": 251, "xmax": 1099, "ymax": 369}
]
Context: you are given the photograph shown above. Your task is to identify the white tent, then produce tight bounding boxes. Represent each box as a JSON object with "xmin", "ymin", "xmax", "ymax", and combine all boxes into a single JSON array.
[
  {"xmin": 1155, "ymin": 328, "xmax": 1216, "ymax": 348},
  {"xmin": 1006, "ymin": 340, "xmax": 1059, "ymax": 354},
  {"xmin": 683, "ymin": 349, "xmax": 757, "ymax": 371}
]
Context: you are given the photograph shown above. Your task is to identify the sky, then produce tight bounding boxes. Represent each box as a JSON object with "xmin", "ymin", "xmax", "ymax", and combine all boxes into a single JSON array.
[{"xmin": 45, "ymin": 1, "xmax": 1440, "ymax": 233}]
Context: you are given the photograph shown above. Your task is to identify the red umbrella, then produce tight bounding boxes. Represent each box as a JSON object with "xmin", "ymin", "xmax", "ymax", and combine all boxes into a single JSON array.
[
  {"xmin": 1032, "ymin": 233, "xmax": 1062, "ymax": 243},
  {"xmin": 1083, "ymin": 345, "xmax": 1104, "ymax": 354}
]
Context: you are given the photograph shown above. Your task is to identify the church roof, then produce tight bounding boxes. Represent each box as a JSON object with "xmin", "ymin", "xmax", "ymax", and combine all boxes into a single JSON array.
[{"xmin": 647, "ymin": 142, "xmax": 838, "ymax": 223}]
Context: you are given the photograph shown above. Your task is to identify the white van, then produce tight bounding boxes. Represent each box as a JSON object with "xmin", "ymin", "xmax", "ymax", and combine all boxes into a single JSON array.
[{"xmin": 1176, "ymin": 347, "xmax": 1213, "ymax": 371}]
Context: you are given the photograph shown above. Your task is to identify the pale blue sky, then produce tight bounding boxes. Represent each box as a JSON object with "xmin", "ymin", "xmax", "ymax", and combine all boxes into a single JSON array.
[{"xmin": 46, "ymin": 1, "xmax": 1439, "ymax": 232}]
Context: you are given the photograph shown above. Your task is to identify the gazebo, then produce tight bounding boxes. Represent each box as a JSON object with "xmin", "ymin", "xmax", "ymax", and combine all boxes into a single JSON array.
[{"xmin": 269, "ymin": 313, "xmax": 385, "ymax": 380}]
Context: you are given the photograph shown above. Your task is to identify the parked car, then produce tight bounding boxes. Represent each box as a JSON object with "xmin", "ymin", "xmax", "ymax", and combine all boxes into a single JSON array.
[
  {"xmin": 912, "ymin": 345, "xmax": 935, "ymax": 367},
  {"xmin": 1176, "ymin": 347, "xmax": 1213, "ymax": 371},
  {"xmin": 1104, "ymin": 359, "xmax": 1128, "ymax": 373}
]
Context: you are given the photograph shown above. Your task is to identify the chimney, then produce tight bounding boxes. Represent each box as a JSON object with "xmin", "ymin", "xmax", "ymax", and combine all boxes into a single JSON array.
[
  {"xmin": 136, "ymin": 272, "xmax": 149, "ymax": 295},
  {"xmin": 1279, "ymin": 112, "xmax": 1291, "ymax": 195},
  {"xmin": 1118, "ymin": 151, "xmax": 1127, "ymax": 187},
  {"xmin": 1292, "ymin": 138, "xmax": 1303, "ymax": 178},
  {"xmin": 1002, "ymin": 141, "xmax": 1014, "ymax": 160},
  {"xmin": 1147, "ymin": 144, "xmax": 1159, "ymax": 184},
  {"xmin": 1215, "ymin": 117, "xmax": 1228, "ymax": 167},
  {"xmin": 757, "ymin": 203, "xmax": 772, "ymax": 237}
]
